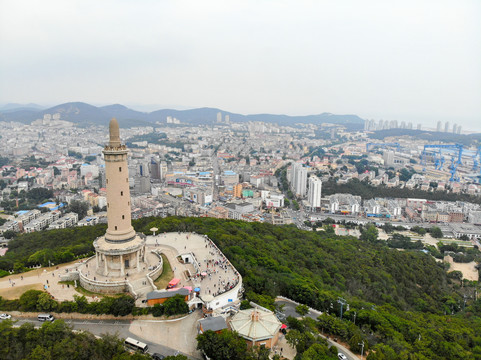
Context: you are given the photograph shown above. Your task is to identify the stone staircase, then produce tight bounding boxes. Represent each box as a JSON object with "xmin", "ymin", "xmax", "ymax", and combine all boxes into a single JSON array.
[{"xmin": 129, "ymin": 276, "xmax": 155, "ymax": 298}]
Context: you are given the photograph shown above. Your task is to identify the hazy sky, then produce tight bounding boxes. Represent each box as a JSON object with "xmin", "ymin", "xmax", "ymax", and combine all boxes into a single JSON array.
[{"xmin": 1, "ymin": 0, "xmax": 480, "ymax": 131}]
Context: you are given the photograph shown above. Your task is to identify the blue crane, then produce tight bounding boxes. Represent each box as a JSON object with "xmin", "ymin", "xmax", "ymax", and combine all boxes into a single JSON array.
[
  {"xmin": 455, "ymin": 146, "xmax": 481, "ymax": 178},
  {"xmin": 366, "ymin": 142, "xmax": 401, "ymax": 152},
  {"xmin": 471, "ymin": 146, "xmax": 481, "ymax": 172},
  {"xmin": 420, "ymin": 144, "xmax": 463, "ymax": 182},
  {"xmin": 434, "ymin": 150, "xmax": 445, "ymax": 171}
]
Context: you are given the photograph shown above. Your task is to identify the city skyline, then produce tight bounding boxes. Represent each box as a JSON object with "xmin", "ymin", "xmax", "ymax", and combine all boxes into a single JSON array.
[{"xmin": 1, "ymin": 0, "xmax": 480, "ymax": 131}]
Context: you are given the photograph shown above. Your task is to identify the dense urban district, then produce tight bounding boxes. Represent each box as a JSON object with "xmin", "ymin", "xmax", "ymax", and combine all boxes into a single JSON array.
[{"xmin": 0, "ymin": 103, "xmax": 481, "ymax": 360}]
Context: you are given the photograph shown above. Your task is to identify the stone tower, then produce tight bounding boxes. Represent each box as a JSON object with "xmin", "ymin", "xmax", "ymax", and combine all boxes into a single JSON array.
[
  {"xmin": 93, "ymin": 118, "xmax": 146, "ymax": 277},
  {"xmin": 104, "ymin": 118, "xmax": 136, "ymax": 242}
]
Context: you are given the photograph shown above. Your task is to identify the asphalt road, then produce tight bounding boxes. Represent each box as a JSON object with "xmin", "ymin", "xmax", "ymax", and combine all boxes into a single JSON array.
[
  {"xmin": 12, "ymin": 316, "xmax": 194, "ymax": 359},
  {"xmin": 275, "ymin": 299, "xmax": 359, "ymax": 360}
]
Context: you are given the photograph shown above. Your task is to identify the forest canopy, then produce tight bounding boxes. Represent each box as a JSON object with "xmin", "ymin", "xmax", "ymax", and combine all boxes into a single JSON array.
[{"xmin": 2, "ymin": 216, "xmax": 481, "ymax": 359}]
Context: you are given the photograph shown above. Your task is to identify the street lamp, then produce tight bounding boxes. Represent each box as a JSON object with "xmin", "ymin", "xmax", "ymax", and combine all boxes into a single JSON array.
[
  {"xmin": 337, "ymin": 297, "xmax": 347, "ymax": 319},
  {"xmin": 358, "ymin": 341, "xmax": 365, "ymax": 360}
]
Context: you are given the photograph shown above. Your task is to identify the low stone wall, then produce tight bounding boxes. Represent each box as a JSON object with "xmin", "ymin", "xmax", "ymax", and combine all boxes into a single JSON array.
[
  {"xmin": 60, "ymin": 271, "xmax": 80, "ymax": 282},
  {"xmin": 206, "ymin": 272, "xmax": 243, "ymax": 311},
  {"xmin": 79, "ymin": 272, "xmax": 131, "ymax": 295},
  {"xmin": 147, "ymin": 250, "xmax": 163, "ymax": 290},
  {"xmin": 276, "ymin": 295, "xmax": 323, "ymax": 316}
]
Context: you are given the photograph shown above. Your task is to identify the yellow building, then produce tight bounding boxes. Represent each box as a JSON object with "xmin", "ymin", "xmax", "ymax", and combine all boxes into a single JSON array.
[{"xmin": 234, "ymin": 183, "xmax": 243, "ymax": 198}]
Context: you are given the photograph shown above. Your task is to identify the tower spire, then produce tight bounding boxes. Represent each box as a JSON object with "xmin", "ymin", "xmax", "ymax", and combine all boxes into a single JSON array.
[{"xmin": 109, "ymin": 118, "xmax": 121, "ymax": 147}]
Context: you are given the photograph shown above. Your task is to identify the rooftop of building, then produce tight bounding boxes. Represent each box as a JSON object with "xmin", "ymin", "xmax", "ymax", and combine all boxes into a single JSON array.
[
  {"xmin": 229, "ymin": 308, "xmax": 282, "ymax": 341},
  {"xmin": 199, "ymin": 316, "xmax": 228, "ymax": 332}
]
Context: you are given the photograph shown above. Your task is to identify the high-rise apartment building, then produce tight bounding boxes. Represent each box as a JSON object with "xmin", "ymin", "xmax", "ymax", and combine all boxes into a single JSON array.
[
  {"xmin": 291, "ymin": 163, "xmax": 307, "ymax": 197},
  {"xmin": 307, "ymin": 175, "xmax": 322, "ymax": 209}
]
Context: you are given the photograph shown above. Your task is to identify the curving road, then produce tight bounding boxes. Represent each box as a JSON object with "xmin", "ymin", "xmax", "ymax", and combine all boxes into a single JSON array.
[
  {"xmin": 275, "ymin": 298, "xmax": 359, "ymax": 360},
  {"xmin": 11, "ymin": 315, "xmax": 200, "ymax": 359}
]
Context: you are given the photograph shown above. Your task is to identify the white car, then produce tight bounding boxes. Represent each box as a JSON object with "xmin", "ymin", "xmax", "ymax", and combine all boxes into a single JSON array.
[
  {"xmin": 338, "ymin": 354, "xmax": 348, "ymax": 360},
  {"xmin": 0, "ymin": 314, "xmax": 11, "ymax": 320}
]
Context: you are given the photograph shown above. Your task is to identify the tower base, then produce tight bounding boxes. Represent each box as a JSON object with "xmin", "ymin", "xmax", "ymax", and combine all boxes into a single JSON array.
[{"xmin": 93, "ymin": 233, "xmax": 146, "ymax": 277}]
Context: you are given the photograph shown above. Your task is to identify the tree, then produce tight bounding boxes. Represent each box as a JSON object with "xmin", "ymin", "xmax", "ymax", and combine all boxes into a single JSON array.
[
  {"xmin": 292, "ymin": 200, "xmax": 300, "ymax": 211},
  {"xmin": 19, "ymin": 290, "xmax": 43, "ymax": 311},
  {"xmin": 296, "ymin": 304, "xmax": 309, "ymax": 316},
  {"xmin": 163, "ymin": 294, "xmax": 188, "ymax": 316},
  {"xmin": 111, "ymin": 295, "xmax": 135, "ymax": 316},
  {"xmin": 324, "ymin": 225, "xmax": 335, "ymax": 234},
  {"xmin": 2, "ymin": 230, "xmax": 16, "ymax": 239},
  {"xmin": 67, "ymin": 150, "xmax": 82, "ymax": 159},
  {"xmin": 95, "ymin": 333, "xmax": 125, "ymax": 358},
  {"xmin": 411, "ymin": 226, "xmax": 427, "ymax": 236},
  {"xmin": 382, "ymin": 222, "xmax": 394, "ymax": 234},
  {"xmin": 0, "ymin": 320, "xmax": 150, "ymax": 359},
  {"xmin": 37, "ymin": 292, "xmax": 57, "ymax": 312},
  {"xmin": 300, "ymin": 343, "xmax": 336, "ymax": 360},
  {"xmin": 69, "ymin": 200, "xmax": 89, "ymax": 219},
  {"xmin": 73, "ymin": 295, "xmax": 89, "ymax": 313},
  {"xmin": 197, "ymin": 330, "xmax": 248, "ymax": 360},
  {"xmin": 430, "ymin": 226, "xmax": 443, "ymax": 239},
  {"xmin": 29, "ymin": 345, "xmax": 52, "ymax": 360},
  {"xmin": 0, "ymin": 156, "xmax": 10, "ymax": 167},
  {"xmin": 152, "ymin": 303, "xmax": 164, "ymax": 317},
  {"xmin": 27, "ymin": 188, "xmax": 53, "ymax": 203},
  {"xmin": 360, "ymin": 224, "xmax": 378, "ymax": 242}
]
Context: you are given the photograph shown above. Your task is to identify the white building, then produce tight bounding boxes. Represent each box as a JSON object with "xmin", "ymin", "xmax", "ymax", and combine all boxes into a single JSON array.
[
  {"xmin": 291, "ymin": 163, "xmax": 307, "ymax": 197},
  {"xmin": 80, "ymin": 163, "xmax": 99, "ymax": 177},
  {"xmin": 48, "ymin": 212, "xmax": 79, "ymax": 229},
  {"xmin": 307, "ymin": 175, "xmax": 322, "ymax": 210}
]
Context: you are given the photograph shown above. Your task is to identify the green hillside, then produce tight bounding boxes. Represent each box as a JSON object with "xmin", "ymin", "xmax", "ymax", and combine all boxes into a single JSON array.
[
  {"xmin": 134, "ymin": 217, "xmax": 464, "ymax": 312},
  {"xmin": 135, "ymin": 217, "xmax": 481, "ymax": 359},
  {"xmin": 2, "ymin": 217, "xmax": 481, "ymax": 358}
]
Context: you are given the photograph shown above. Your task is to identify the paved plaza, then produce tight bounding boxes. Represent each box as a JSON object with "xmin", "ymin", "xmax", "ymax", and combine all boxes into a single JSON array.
[
  {"xmin": 0, "ymin": 261, "xmax": 84, "ymax": 302},
  {"xmin": 0, "ymin": 231, "xmax": 241, "ymax": 307},
  {"xmin": 148, "ymin": 232, "xmax": 241, "ymax": 301}
]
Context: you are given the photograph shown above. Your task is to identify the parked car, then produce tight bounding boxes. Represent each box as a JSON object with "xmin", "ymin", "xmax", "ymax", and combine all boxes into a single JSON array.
[
  {"xmin": 0, "ymin": 313, "xmax": 11, "ymax": 320},
  {"xmin": 37, "ymin": 314, "xmax": 55, "ymax": 322},
  {"xmin": 152, "ymin": 354, "xmax": 165, "ymax": 360}
]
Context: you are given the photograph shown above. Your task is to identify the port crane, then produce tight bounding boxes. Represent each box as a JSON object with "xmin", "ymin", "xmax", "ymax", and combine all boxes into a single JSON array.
[
  {"xmin": 420, "ymin": 144, "xmax": 463, "ymax": 182},
  {"xmin": 462, "ymin": 146, "xmax": 481, "ymax": 182}
]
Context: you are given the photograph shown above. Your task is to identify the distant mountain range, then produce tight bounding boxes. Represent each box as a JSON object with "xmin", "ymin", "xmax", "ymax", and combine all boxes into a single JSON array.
[
  {"xmin": 0, "ymin": 103, "xmax": 45, "ymax": 112},
  {"xmin": 0, "ymin": 101, "xmax": 365, "ymax": 129}
]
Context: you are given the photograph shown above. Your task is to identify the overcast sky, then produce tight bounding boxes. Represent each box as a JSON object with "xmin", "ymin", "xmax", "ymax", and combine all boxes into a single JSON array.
[{"xmin": 1, "ymin": 0, "xmax": 480, "ymax": 131}]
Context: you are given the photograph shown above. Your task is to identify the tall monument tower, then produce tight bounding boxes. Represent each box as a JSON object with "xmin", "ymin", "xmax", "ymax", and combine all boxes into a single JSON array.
[
  {"xmin": 104, "ymin": 118, "xmax": 136, "ymax": 242},
  {"xmin": 93, "ymin": 118, "xmax": 146, "ymax": 277}
]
